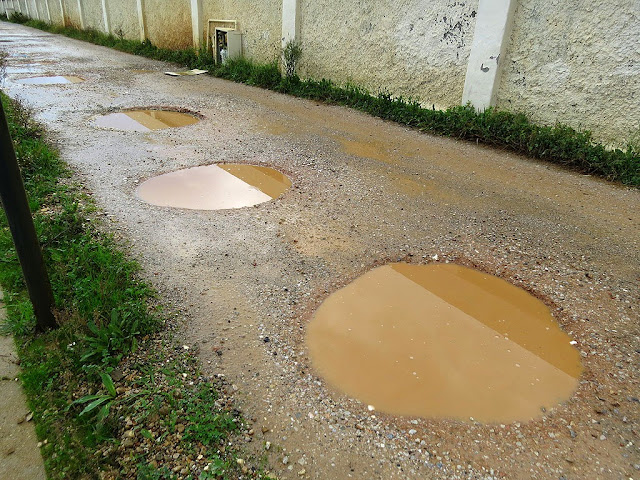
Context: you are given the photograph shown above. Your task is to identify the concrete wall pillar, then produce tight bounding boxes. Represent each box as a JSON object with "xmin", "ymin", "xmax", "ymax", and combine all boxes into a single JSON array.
[
  {"xmin": 190, "ymin": 0, "xmax": 203, "ymax": 49},
  {"xmin": 136, "ymin": 0, "xmax": 146, "ymax": 41},
  {"xmin": 281, "ymin": 0, "xmax": 299, "ymax": 48},
  {"xmin": 58, "ymin": 0, "xmax": 65, "ymax": 26},
  {"xmin": 76, "ymin": 0, "xmax": 84, "ymax": 28},
  {"xmin": 462, "ymin": 0, "xmax": 517, "ymax": 110},
  {"xmin": 101, "ymin": 0, "xmax": 109, "ymax": 33}
]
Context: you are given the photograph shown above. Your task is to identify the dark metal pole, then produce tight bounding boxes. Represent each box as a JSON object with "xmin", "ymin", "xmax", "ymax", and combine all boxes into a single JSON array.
[{"xmin": 0, "ymin": 99, "xmax": 57, "ymax": 331}]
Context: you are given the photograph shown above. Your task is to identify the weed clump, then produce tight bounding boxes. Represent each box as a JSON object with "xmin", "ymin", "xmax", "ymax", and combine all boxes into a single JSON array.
[{"xmin": 282, "ymin": 39, "xmax": 302, "ymax": 78}]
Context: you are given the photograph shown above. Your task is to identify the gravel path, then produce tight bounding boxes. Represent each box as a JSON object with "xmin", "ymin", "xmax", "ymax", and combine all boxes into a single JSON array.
[{"xmin": 2, "ymin": 22, "xmax": 639, "ymax": 480}]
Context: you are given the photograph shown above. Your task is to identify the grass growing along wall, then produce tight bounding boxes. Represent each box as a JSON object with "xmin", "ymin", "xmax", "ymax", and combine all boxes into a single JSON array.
[{"xmin": 4, "ymin": 13, "xmax": 639, "ymax": 186}]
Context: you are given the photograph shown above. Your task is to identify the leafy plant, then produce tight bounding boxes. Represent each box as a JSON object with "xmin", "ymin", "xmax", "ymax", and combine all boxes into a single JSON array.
[
  {"xmin": 182, "ymin": 384, "xmax": 238, "ymax": 446},
  {"xmin": 71, "ymin": 372, "xmax": 117, "ymax": 423},
  {"xmin": 80, "ymin": 308, "xmax": 140, "ymax": 366},
  {"xmin": 282, "ymin": 39, "xmax": 302, "ymax": 78}
]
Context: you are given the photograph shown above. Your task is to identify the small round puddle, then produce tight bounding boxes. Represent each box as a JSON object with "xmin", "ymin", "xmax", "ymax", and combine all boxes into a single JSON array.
[
  {"xmin": 94, "ymin": 109, "xmax": 199, "ymax": 131},
  {"xmin": 307, "ymin": 263, "xmax": 582, "ymax": 423},
  {"xmin": 136, "ymin": 163, "xmax": 291, "ymax": 210},
  {"xmin": 16, "ymin": 75, "xmax": 84, "ymax": 85}
]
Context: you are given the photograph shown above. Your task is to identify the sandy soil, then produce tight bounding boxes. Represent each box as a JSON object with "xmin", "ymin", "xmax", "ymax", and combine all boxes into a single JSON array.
[{"xmin": 1, "ymin": 22, "xmax": 638, "ymax": 480}]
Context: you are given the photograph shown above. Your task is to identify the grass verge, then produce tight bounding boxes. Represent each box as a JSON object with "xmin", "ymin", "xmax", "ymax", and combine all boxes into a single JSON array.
[
  {"xmin": 0, "ymin": 93, "xmax": 271, "ymax": 479},
  {"xmin": 3, "ymin": 13, "xmax": 639, "ymax": 186}
]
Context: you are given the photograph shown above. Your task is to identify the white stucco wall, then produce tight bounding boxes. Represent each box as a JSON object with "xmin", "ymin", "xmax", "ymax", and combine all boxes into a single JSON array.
[
  {"xmin": 60, "ymin": 0, "xmax": 80, "ymax": 28},
  {"xmin": 10, "ymin": 0, "xmax": 639, "ymax": 145},
  {"xmin": 299, "ymin": 0, "xmax": 478, "ymax": 109},
  {"xmin": 202, "ymin": 0, "xmax": 282, "ymax": 63},
  {"xmin": 81, "ymin": 0, "xmax": 103, "ymax": 31},
  {"xmin": 144, "ymin": 0, "xmax": 191, "ymax": 49},
  {"xmin": 497, "ymin": 0, "xmax": 640, "ymax": 145},
  {"xmin": 105, "ymin": 0, "xmax": 138, "ymax": 40},
  {"xmin": 43, "ymin": 0, "xmax": 61, "ymax": 24}
]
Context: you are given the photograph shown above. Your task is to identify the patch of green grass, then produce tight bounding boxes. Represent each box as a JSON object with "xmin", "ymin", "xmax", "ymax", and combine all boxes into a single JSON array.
[
  {"xmin": 182, "ymin": 383, "xmax": 238, "ymax": 447},
  {"xmin": 6, "ymin": 15, "xmax": 636, "ymax": 185}
]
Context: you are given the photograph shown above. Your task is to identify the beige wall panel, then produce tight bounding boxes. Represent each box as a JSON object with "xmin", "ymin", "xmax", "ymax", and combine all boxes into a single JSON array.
[
  {"xmin": 202, "ymin": 0, "xmax": 281, "ymax": 63},
  {"xmin": 81, "ymin": 0, "xmax": 103, "ymax": 30},
  {"xmin": 61, "ymin": 0, "xmax": 80, "ymax": 28},
  {"xmin": 32, "ymin": 0, "xmax": 42, "ymax": 19},
  {"xmin": 47, "ymin": 0, "xmax": 63, "ymax": 25},
  {"xmin": 299, "ymin": 0, "xmax": 478, "ymax": 109},
  {"xmin": 37, "ymin": 0, "xmax": 48, "ymax": 20},
  {"xmin": 28, "ymin": 0, "xmax": 37, "ymax": 18},
  {"xmin": 38, "ymin": 0, "xmax": 48, "ymax": 21},
  {"xmin": 497, "ymin": 0, "xmax": 640, "ymax": 145},
  {"xmin": 143, "ymin": 0, "xmax": 191, "ymax": 49},
  {"xmin": 105, "ymin": 0, "xmax": 138, "ymax": 40}
]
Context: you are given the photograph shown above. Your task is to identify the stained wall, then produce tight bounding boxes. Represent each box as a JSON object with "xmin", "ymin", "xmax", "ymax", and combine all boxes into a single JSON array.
[
  {"xmin": 9, "ymin": 0, "xmax": 639, "ymax": 145},
  {"xmin": 497, "ymin": 0, "xmax": 640, "ymax": 145}
]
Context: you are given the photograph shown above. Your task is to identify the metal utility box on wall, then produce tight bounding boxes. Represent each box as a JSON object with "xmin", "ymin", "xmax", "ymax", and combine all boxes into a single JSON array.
[{"xmin": 214, "ymin": 28, "xmax": 242, "ymax": 64}]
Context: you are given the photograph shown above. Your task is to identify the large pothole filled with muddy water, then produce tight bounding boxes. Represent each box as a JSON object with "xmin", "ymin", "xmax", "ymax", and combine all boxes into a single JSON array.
[
  {"xmin": 16, "ymin": 75, "xmax": 84, "ymax": 84},
  {"xmin": 136, "ymin": 163, "xmax": 291, "ymax": 210},
  {"xmin": 94, "ymin": 109, "xmax": 200, "ymax": 131},
  {"xmin": 306, "ymin": 263, "xmax": 582, "ymax": 423}
]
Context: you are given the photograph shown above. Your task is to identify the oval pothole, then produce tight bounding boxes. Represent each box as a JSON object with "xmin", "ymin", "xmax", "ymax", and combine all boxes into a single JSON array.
[
  {"xmin": 306, "ymin": 263, "xmax": 582, "ymax": 423},
  {"xmin": 16, "ymin": 75, "xmax": 84, "ymax": 85},
  {"xmin": 94, "ymin": 109, "xmax": 200, "ymax": 131},
  {"xmin": 136, "ymin": 163, "xmax": 291, "ymax": 210}
]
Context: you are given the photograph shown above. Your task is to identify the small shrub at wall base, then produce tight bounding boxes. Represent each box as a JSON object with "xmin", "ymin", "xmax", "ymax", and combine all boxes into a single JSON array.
[
  {"xmin": 3, "ymin": 14, "xmax": 638, "ymax": 186},
  {"xmin": 282, "ymin": 39, "xmax": 302, "ymax": 78}
]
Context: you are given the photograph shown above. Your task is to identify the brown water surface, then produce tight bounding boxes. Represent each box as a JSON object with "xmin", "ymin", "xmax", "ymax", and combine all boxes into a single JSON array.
[
  {"xmin": 306, "ymin": 263, "xmax": 582, "ymax": 423},
  {"xmin": 94, "ymin": 110, "xmax": 199, "ymax": 131},
  {"xmin": 136, "ymin": 164, "xmax": 290, "ymax": 210},
  {"xmin": 16, "ymin": 75, "xmax": 83, "ymax": 84}
]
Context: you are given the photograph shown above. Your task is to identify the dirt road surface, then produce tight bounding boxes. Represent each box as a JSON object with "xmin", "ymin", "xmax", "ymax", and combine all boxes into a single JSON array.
[{"xmin": 1, "ymin": 22, "xmax": 638, "ymax": 480}]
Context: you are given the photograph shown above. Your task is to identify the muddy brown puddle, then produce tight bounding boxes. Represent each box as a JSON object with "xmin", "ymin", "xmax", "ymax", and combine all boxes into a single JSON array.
[
  {"xmin": 16, "ymin": 75, "xmax": 84, "ymax": 84},
  {"xmin": 307, "ymin": 263, "xmax": 582, "ymax": 423},
  {"xmin": 136, "ymin": 163, "xmax": 291, "ymax": 210},
  {"xmin": 94, "ymin": 109, "xmax": 199, "ymax": 131}
]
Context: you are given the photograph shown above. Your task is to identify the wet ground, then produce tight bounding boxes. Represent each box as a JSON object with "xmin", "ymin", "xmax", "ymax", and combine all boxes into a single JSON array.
[{"xmin": 1, "ymin": 22, "xmax": 639, "ymax": 480}]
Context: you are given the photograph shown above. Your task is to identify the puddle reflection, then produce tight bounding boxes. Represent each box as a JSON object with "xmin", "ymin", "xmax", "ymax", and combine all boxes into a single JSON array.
[
  {"xmin": 94, "ymin": 109, "xmax": 199, "ymax": 131},
  {"xmin": 307, "ymin": 263, "xmax": 582, "ymax": 423},
  {"xmin": 16, "ymin": 75, "xmax": 84, "ymax": 84},
  {"xmin": 136, "ymin": 163, "xmax": 291, "ymax": 210}
]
